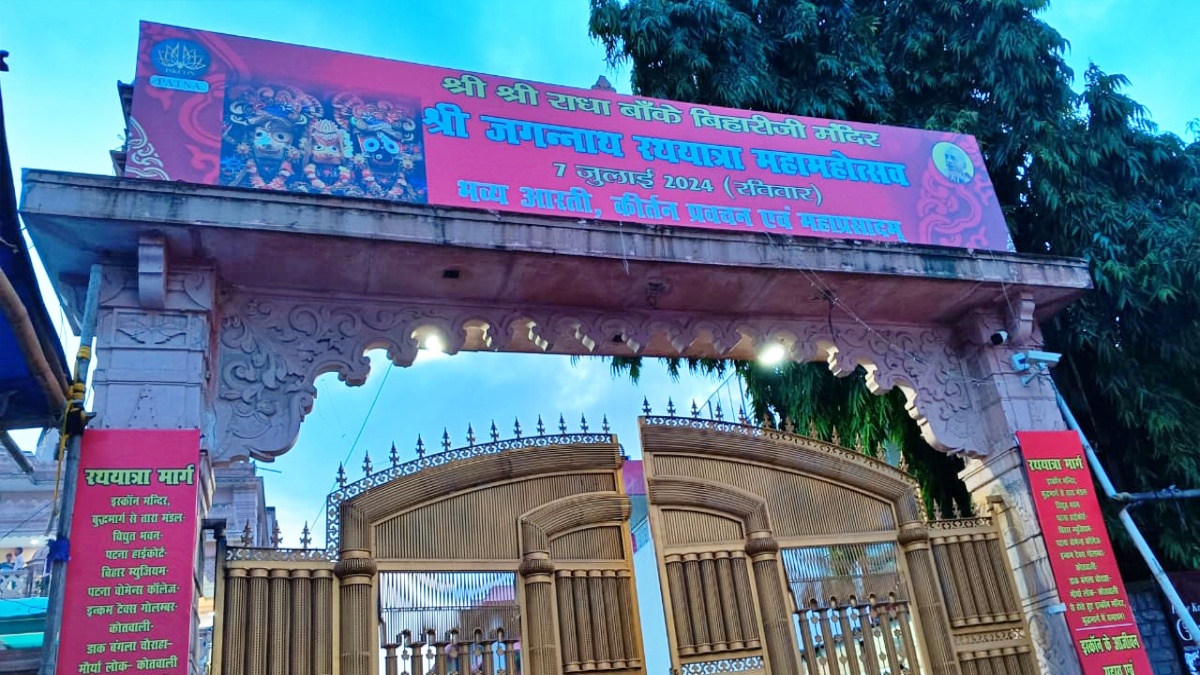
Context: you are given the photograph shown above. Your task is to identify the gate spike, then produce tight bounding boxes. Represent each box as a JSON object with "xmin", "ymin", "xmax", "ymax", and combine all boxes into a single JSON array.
[
  {"xmin": 389, "ymin": 442, "xmax": 399, "ymax": 469},
  {"xmin": 336, "ymin": 463, "xmax": 347, "ymax": 488},
  {"xmin": 666, "ymin": 398, "xmax": 676, "ymax": 416},
  {"xmin": 536, "ymin": 415, "xmax": 546, "ymax": 436},
  {"xmin": 513, "ymin": 417, "xmax": 522, "ymax": 439},
  {"xmin": 602, "ymin": 415, "xmax": 610, "ymax": 434},
  {"xmin": 467, "ymin": 424, "xmax": 476, "ymax": 446},
  {"xmin": 784, "ymin": 417, "xmax": 795, "ymax": 434},
  {"xmin": 271, "ymin": 521, "xmax": 282, "ymax": 548},
  {"xmin": 580, "ymin": 413, "xmax": 589, "ymax": 433},
  {"xmin": 831, "ymin": 427, "xmax": 842, "ymax": 446},
  {"xmin": 642, "ymin": 397, "xmax": 652, "ymax": 415},
  {"xmin": 242, "ymin": 520, "xmax": 254, "ymax": 547},
  {"xmin": 738, "ymin": 406, "xmax": 748, "ymax": 425},
  {"xmin": 362, "ymin": 451, "xmax": 373, "ymax": 477},
  {"xmin": 415, "ymin": 435, "xmax": 426, "ymax": 459},
  {"xmin": 691, "ymin": 400, "xmax": 700, "ymax": 418},
  {"xmin": 558, "ymin": 414, "xmax": 568, "ymax": 435},
  {"xmin": 761, "ymin": 412, "xmax": 772, "ymax": 429},
  {"xmin": 490, "ymin": 420, "xmax": 499, "ymax": 442},
  {"xmin": 714, "ymin": 401, "xmax": 723, "ymax": 421},
  {"xmin": 300, "ymin": 522, "xmax": 311, "ymax": 550},
  {"xmin": 442, "ymin": 428, "xmax": 451, "ymax": 452}
]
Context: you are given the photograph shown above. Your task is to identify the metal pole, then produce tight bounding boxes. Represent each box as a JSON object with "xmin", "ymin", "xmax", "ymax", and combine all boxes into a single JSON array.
[
  {"xmin": 1053, "ymin": 387, "xmax": 1200, "ymax": 649},
  {"xmin": 1113, "ymin": 488, "xmax": 1200, "ymax": 504},
  {"xmin": 39, "ymin": 263, "xmax": 103, "ymax": 675}
]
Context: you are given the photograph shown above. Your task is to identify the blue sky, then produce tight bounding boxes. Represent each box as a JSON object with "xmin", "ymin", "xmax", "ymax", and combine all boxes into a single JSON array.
[{"xmin": 1, "ymin": 1, "xmax": 1197, "ymax": 667}]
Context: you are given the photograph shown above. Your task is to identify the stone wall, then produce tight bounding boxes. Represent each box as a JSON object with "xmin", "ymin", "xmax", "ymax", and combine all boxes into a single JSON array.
[{"xmin": 1129, "ymin": 581, "xmax": 1187, "ymax": 675}]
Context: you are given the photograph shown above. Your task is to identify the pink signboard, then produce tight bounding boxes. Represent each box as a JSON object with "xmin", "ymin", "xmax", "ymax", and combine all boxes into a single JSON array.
[
  {"xmin": 127, "ymin": 22, "xmax": 1011, "ymax": 251},
  {"xmin": 58, "ymin": 429, "xmax": 201, "ymax": 675},
  {"xmin": 1019, "ymin": 431, "xmax": 1154, "ymax": 675}
]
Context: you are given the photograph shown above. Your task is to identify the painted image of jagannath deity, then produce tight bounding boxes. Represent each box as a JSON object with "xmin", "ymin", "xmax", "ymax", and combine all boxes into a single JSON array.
[
  {"xmin": 220, "ymin": 84, "xmax": 428, "ymax": 203},
  {"xmin": 931, "ymin": 141, "xmax": 975, "ymax": 184}
]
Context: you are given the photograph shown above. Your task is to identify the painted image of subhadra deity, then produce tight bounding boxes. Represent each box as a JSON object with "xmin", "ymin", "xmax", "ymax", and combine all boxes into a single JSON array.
[{"xmin": 220, "ymin": 85, "xmax": 428, "ymax": 204}]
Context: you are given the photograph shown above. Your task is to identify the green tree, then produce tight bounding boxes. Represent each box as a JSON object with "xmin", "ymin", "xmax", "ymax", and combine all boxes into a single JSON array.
[{"xmin": 590, "ymin": 0, "xmax": 1200, "ymax": 570}]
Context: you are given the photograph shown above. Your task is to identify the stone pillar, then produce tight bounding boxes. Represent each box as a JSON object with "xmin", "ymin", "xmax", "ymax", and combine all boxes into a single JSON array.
[
  {"xmin": 519, "ymin": 551, "xmax": 562, "ymax": 675},
  {"xmin": 334, "ymin": 550, "xmax": 378, "ymax": 675},
  {"xmin": 957, "ymin": 308, "xmax": 1082, "ymax": 674},
  {"xmin": 744, "ymin": 531, "xmax": 800, "ymax": 675},
  {"xmin": 91, "ymin": 261, "xmax": 217, "ymax": 437},
  {"xmin": 90, "ymin": 258, "xmax": 219, "ymax": 675}
]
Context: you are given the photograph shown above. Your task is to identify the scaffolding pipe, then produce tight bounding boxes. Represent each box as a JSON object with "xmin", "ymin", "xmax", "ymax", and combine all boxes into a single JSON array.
[
  {"xmin": 1054, "ymin": 388, "xmax": 1200, "ymax": 649},
  {"xmin": 39, "ymin": 263, "xmax": 102, "ymax": 675},
  {"xmin": 1112, "ymin": 488, "xmax": 1200, "ymax": 504}
]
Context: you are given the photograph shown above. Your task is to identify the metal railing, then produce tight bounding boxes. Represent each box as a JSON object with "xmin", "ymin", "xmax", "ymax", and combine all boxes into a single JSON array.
[{"xmin": 0, "ymin": 565, "xmax": 49, "ymax": 599}]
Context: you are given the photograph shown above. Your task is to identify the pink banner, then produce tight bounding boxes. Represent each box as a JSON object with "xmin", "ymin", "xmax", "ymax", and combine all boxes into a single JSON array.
[
  {"xmin": 1019, "ymin": 431, "xmax": 1154, "ymax": 675},
  {"xmin": 58, "ymin": 429, "xmax": 201, "ymax": 675},
  {"xmin": 127, "ymin": 22, "xmax": 1011, "ymax": 251}
]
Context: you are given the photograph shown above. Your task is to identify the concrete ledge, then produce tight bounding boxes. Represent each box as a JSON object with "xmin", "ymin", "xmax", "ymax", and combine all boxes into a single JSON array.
[{"xmin": 20, "ymin": 170, "xmax": 1091, "ymax": 329}]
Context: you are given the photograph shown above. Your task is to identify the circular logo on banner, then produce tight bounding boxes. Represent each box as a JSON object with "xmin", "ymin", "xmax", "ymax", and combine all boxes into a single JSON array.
[
  {"xmin": 932, "ymin": 141, "xmax": 975, "ymax": 184},
  {"xmin": 150, "ymin": 39, "xmax": 211, "ymax": 78}
]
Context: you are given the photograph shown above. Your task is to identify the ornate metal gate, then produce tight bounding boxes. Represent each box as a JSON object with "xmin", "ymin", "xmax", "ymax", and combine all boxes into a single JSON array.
[
  {"xmin": 210, "ymin": 413, "xmax": 1037, "ymax": 675},
  {"xmin": 640, "ymin": 415, "xmax": 1038, "ymax": 675}
]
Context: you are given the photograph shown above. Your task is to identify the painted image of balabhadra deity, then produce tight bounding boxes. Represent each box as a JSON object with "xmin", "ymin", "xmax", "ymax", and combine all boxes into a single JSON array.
[{"xmin": 220, "ymin": 84, "xmax": 428, "ymax": 204}]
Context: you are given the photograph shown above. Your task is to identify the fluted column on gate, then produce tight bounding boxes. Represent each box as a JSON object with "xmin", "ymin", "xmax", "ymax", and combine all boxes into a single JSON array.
[
  {"xmin": 335, "ymin": 549, "xmax": 378, "ymax": 675},
  {"xmin": 289, "ymin": 569, "xmax": 312, "ymax": 675},
  {"xmin": 745, "ymin": 531, "xmax": 800, "ymax": 675},
  {"xmin": 222, "ymin": 568, "xmax": 249, "ymax": 675},
  {"xmin": 520, "ymin": 551, "xmax": 562, "ymax": 675},
  {"xmin": 897, "ymin": 501, "xmax": 961, "ymax": 675},
  {"xmin": 312, "ymin": 569, "xmax": 335, "ymax": 675}
]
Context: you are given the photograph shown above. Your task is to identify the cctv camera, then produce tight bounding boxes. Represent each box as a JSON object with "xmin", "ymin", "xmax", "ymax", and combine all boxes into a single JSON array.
[
  {"xmin": 1011, "ymin": 350, "xmax": 1062, "ymax": 375},
  {"xmin": 990, "ymin": 331, "xmax": 1010, "ymax": 346},
  {"xmin": 1025, "ymin": 350, "xmax": 1061, "ymax": 368}
]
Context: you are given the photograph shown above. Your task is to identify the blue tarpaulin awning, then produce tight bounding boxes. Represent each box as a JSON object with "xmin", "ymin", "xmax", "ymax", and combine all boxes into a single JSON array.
[{"xmin": 0, "ymin": 67, "xmax": 70, "ymax": 429}]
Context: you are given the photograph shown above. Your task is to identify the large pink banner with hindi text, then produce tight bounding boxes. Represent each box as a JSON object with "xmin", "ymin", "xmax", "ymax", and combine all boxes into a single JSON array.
[
  {"xmin": 127, "ymin": 22, "xmax": 1011, "ymax": 251},
  {"xmin": 58, "ymin": 429, "xmax": 201, "ymax": 675}
]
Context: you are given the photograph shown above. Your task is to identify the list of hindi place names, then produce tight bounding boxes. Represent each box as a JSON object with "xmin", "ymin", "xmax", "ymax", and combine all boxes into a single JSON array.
[
  {"xmin": 61, "ymin": 453, "xmax": 199, "ymax": 675},
  {"xmin": 1023, "ymin": 442, "xmax": 1154, "ymax": 675}
]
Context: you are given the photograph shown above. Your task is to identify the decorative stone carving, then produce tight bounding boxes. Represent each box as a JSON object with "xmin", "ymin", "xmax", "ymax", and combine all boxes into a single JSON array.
[
  {"xmin": 214, "ymin": 291, "xmax": 988, "ymax": 461},
  {"xmin": 92, "ymin": 266, "xmax": 217, "ymax": 435},
  {"xmin": 138, "ymin": 233, "xmax": 168, "ymax": 309},
  {"xmin": 1029, "ymin": 609, "xmax": 1084, "ymax": 675}
]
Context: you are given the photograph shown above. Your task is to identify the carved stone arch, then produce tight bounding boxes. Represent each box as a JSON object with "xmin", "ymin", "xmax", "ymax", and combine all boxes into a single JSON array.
[{"xmin": 214, "ymin": 289, "xmax": 987, "ymax": 462}]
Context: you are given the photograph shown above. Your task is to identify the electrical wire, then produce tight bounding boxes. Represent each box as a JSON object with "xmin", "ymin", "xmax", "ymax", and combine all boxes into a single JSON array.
[
  {"xmin": 306, "ymin": 361, "xmax": 395, "ymax": 543},
  {"xmin": 0, "ymin": 501, "xmax": 51, "ymax": 542}
]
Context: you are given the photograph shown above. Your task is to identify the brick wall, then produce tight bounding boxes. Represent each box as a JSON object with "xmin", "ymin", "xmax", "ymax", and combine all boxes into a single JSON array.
[{"xmin": 1129, "ymin": 581, "xmax": 1188, "ymax": 675}]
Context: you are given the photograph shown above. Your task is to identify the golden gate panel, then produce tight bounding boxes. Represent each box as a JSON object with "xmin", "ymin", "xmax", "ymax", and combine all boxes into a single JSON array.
[{"xmin": 640, "ymin": 415, "xmax": 1039, "ymax": 675}]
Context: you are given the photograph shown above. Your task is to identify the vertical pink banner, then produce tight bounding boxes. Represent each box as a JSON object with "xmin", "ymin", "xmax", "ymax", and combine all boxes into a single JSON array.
[
  {"xmin": 58, "ymin": 429, "xmax": 201, "ymax": 675},
  {"xmin": 1019, "ymin": 430, "xmax": 1154, "ymax": 675}
]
